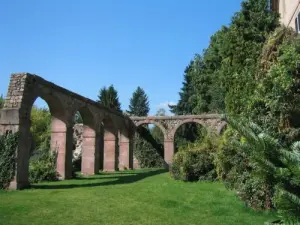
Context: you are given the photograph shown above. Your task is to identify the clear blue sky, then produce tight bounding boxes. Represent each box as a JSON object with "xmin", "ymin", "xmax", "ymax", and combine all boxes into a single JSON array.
[{"xmin": 0, "ymin": 0, "xmax": 243, "ymax": 115}]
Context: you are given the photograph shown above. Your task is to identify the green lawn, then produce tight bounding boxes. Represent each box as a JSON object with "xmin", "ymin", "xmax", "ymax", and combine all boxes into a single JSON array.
[{"xmin": 0, "ymin": 169, "xmax": 276, "ymax": 225}]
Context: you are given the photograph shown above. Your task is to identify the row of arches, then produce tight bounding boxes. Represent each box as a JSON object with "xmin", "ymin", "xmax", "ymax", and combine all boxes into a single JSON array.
[
  {"xmin": 5, "ymin": 90, "xmax": 133, "ymax": 189},
  {"xmin": 4, "ymin": 99, "xmax": 225, "ymax": 189}
]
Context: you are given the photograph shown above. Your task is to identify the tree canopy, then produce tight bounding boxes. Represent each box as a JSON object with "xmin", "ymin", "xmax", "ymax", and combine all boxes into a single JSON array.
[
  {"xmin": 170, "ymin": 0, "xmax": 279, "ymax": 117},
  {"xmin": 97, "ymin": 85, "xmax": 121, "ymax": 112},
  {"xmin": 127, "ymin": 86, "xmax": 149, "ymax": 116}
]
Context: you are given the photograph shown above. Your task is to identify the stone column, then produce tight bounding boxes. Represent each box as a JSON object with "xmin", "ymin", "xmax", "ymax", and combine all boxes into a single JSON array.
[
  {"xmin": 12, "ymin": 123, "xmax": 31, "ymax": 190},
  {"xmin": 0, "ymin": 109, "xmax": 30, "ymax": 190},
  {"xmin": 103, "ymin": 130, "xmax": 117, "ymax": 171},
  {"xmin": 119, "ymin": 131, "xmax": 133, "ymax": 170},
  {"xmin": 51, "ymin": 118, "xmax": 73, "ymax": 179},
  {"xmin": 164, "ymin": 139, "xmax": 174, "ymax": 167},
  {"xmin": 81, "ymin": 126, "xmax": 100, "ymax": 175}
]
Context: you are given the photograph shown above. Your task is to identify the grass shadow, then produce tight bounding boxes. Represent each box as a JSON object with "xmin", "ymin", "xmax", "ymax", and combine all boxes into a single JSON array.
[{"xmin": 31, "ymin": 169, "xmax": 168, "ymax": 190}]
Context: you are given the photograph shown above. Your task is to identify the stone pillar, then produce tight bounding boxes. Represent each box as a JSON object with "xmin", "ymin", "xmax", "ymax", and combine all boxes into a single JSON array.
[
  {"xmin": 81, "ymin": 126, "xmax": 99, "ymax": 175},
  {"xmin": 164, "ymin": 139, "xmax": 174, "ymax": 167},
  {"xmin": 103, "ymin": 130, "xmax": 117, "ymax": 171},
  {"xmin": 0, "ymin": 109, "xmax": 31, "ymax": 190},
  {"xmin": 51, "ymin": 118, "xmax": 73, "ymax": 179},
  {"xmin": 119, "ymin": 131, "xmax": 133, "ymax": 170},
  {"xmin": 11, "ymin": 122, "xmax": 31, "ymax": 189}
]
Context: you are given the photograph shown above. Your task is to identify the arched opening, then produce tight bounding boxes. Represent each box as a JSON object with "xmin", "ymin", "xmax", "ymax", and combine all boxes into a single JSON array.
[
  {"xmin": 27, "ymin": 94, "xmax": 71, "ymax": 186},
  {"xmin": 172, "ymin": 120, "xmax": 207, "ymax": 152},
  {"xmin": 134, "ymin": 122, "xmax": 166, "ymax": 168},
  {"xmin": 103, "ymin": 117, "xmax": 118, "ymax": 171}
]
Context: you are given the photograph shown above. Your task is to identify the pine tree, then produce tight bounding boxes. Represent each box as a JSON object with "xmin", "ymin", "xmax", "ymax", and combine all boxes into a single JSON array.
[
  {"xmin": 128, "ymin": 89, "xmax": 164, "ymax": 167},
  {"xmin": 97, "ymin": 85, "xmax": 121, "ymax": 112},
  {"xmin": 169, "ymin": 61, "xmax": 195, "ymax": 115},
  {"xmin": 127, "ymin": 87, "xmax": 149, "ymax": 116}
]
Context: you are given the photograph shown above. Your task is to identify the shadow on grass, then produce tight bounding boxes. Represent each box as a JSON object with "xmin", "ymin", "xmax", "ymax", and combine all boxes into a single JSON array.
[{"xmin": 31, "ymin": 169, "xmax": 168, "ymax": 190}]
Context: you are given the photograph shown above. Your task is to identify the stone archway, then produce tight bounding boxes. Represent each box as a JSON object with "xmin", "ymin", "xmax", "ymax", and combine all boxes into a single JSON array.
[
  {"xmin": 168, "ymin": 118, "xmax": 207, "ymax": 142},
  {"xmin": 133, "ymin": 120, "xmax": 167, "ymax": 166},
  {"xmin": 135, "ymin": 121, "xmax": 167, "ymax": 139},
  {"xmin": 0, "ymin": 73, "xmax": 135, "ymax": 190},
  {"xmin": 131, "ymin": 115, "xmax": 225, "ymax": 166}
]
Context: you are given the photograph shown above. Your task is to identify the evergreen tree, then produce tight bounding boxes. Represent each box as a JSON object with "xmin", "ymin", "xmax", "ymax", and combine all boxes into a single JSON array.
[
  {"xmin": 129, "ymin": 91, "xmax": 164, "ymax": 168},
  {"xmin": 171, "ymin": 0, "xmax": 279, "ymax": 117},
  {"xmin": 219, "ymin": 0, "xmax": 279, "ymax": 115},
  {"xmin": 97, "ymin": 85, "xmax": 121, "ymax": 112},
  {"xmin": 127, "ymin": 87, "xmax": 149, "ymax": 116},
  {"xmin": 169, "ymin": 61, "xmax": 195, "ymax": 115}
]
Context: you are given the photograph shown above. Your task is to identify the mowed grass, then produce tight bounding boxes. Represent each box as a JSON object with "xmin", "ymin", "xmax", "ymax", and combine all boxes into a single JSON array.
[{"xmin": 0, "ymin": 169, "xmax": 275, "ymax": 225}]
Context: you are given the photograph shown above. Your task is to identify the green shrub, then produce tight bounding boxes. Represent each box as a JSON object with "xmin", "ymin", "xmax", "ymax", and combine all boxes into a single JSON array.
[
  {"xmin": 30, "ymin": 106, "xmax": 51, "ymax": 153},
  {"xmin": 170, "ymin": 134, "xmax": 219, "ymax": 182},
  {"xmin": 29, "ymin": 148, "xmax": 58, "ymax": 183},
  {"xmin": 224, "ymin": 116, "xmax": 300, "ymax": 223},
  {"xmin": 0, "ymin": 132, "xmax": 18, "ymax": 189},
  {"xmin": 133, "ymin": 136, "xmax": 165, "ymax": 168}
]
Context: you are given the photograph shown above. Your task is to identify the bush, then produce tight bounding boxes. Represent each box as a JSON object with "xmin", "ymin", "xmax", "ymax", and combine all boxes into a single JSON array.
[
  {"xmin": 223, "ymin": 116, "xmax": 300, "ymax": 223},
  {"xmin": 0, "ymin": 132, "xmax": 18, "ymax": 189},
  {"xmin": 215, "ymin": 126, "xmax": 276, "ymax": 210},
  {"xmin": 29, "ymin": 148, "xmax": 58, "ymax": 183},
  {"xmin": 170, "ymin": 134, "xmax": 219, "ymax": 182},
  {"xmin": 133, "ymin": 136, "xmax": 165, "ymax": 168}
]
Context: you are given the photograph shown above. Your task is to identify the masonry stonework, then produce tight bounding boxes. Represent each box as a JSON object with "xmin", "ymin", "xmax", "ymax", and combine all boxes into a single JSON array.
[
  {"xmin": 0, "ymin": 73, "xmax": 135, "ymax": 190},
  {"xmin": 130, "ymin": 115, "xmax": 226, "ymax": 166},
  {"xmin": 0, "ymin": 73, "xmax": 225, "ymax": 190}
]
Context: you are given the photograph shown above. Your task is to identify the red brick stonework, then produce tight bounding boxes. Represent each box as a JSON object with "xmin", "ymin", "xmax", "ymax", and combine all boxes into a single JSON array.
[{"xmin": 0, "ymin": 73, "xmax": 225, "ymax": 190}]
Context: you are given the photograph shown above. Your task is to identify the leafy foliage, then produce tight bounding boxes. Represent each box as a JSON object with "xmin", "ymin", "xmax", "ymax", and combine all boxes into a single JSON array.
[
  {"xmin": 29, "ymin": 149, "xmax": 58, "ymax": 183},
  {"xmin": 97, "ymin": 85, "xmax": 121, "ymax": 112},
  {"xmin": 29, "ymin": 106, "xmax": 58, "ymax": 183},
  {"xmin": 128, "ymin": 88, "xmax": 164, "ymax": 168},
  {"xmin": 133, "ymin": 133, "xmax": 165, "ymax": 168},
  {"xmin": 250, "ymin": 27, "xmax": 300, "ymax": 136},
  {"xmin": 223, "ymin": 116, "xmax": 300, "ymax": 223},
  {"xmin": 30, "ymin": 106, "xmax": 51, "ymax": 152},
  {"xmin": 171, "ymin": 0, "xmax": 279, "ymax": 117},
  {"xmin": 170, "ymin": 133, "xmax": 219, "ymax": 182},
  {"xmin": 127, "ymin": 86, "xmax": 150, "ymax": 116},
  {"xmin": 0, "ymin": 132, "xmax": 18, "ymax": 189}
]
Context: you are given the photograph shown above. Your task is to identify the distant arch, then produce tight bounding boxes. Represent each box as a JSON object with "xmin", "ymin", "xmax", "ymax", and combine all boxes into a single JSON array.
[
  {"xmin": 135, "ymin": 120, "xmax": 167, "ymax": 139},
  {"xmin": 169, "ymin": 119, "xmax": 206, "ymax": 141}
]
